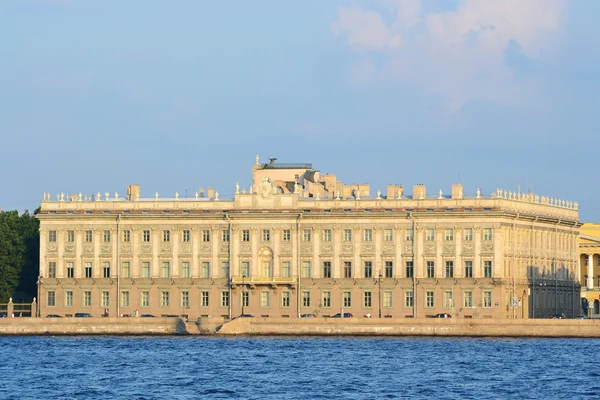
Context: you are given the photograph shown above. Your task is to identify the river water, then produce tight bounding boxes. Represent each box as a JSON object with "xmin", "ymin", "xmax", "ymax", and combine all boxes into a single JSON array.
[{"xmin": 1, "ymin": 336, "xmax": 599, "ymax": 399}]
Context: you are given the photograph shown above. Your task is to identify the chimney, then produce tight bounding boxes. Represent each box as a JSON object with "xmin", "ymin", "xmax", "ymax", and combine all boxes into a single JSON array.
[
  {"xmin": 451, "ymin": 184, "xmax": 463, "ymax": 200},
  {"xmin": 413, "ymin": 184, "xmax": 426, "ymax": 200},
  {"xmin": 207, "ymin": 187, "xmax": 215, "ymax": 199},
  {"xmin": 127, "ymin": 184, "xmax": 140, "ymax": 200}
]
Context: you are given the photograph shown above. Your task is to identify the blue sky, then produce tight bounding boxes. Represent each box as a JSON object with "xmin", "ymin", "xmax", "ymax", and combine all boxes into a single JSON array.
[{"xmin": 1, "ymin": 0, "xmax": 599, "ymax": 221}]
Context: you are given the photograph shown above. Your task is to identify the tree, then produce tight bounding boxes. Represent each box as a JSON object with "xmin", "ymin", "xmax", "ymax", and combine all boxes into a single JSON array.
[
  {"xmin": 0, "ymin": 211, "xmax": 25, "ymax": 302},
  {"xmin": 14, "ymin": 209, "xmax": 40, "ymax": 302}
]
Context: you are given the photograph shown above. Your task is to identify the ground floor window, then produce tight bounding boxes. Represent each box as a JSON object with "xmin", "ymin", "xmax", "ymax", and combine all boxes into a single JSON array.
[
  {"xmin": 201, "ymin": 291, "xmax": 209, "ymax": 307},
  {"xmin": 65, "ymin": 291, "xmax": 73, "ymax": 307},
  {"xmin": 343, "ymin": 291, "xmax": 352, "ymax": 308},
  {"xmin": 302, "ymin": 291, "xmax": 311, "ymax": 308},
  {"xmin": 83, "ymin": 291, "xmax": 92, "ymax": 307},
  {"xmin": 405, "ymin": 291, "xmax": 413, "ymax": 308},
  {"xmin": 161, "ymin": 291, "xmax": 169, "ymax": 307},
  {"xmin": 121, "ymin": 291, "xmax": 130, "ymax": 308},
  {"xmin": 141, "ymin": 291, "xmax": 150, "ymax": 307},
  {"xmin": 47, "ymin": 291, "xmax": 56, "ymax": 307},
  {"xmin": 444, "ymin": 291, "xmax": 453, "ymax": 308},
  {"xmin": 281, "ymin": 292, "xmax": 290, "ymax": 308},
  {"xmin": 464, "ymin": 291, "xmax": 473, "ymax": 308},
  {"xmin": 425, "ymin": 291, "xmax": 434, "ymax": 308},
  {"xmin": 483, "ymin": 291, "xmax": 492, "ymax": 308},
  {"xmin": 101, "ymin": 291, "xmax": 110, "ymax": 307},
  {"xmin": 363, "ymin": 291, "xmax": 372, "ymax": 308},
  {"xmin": 383, "ymin": 291, "xmax": 392, "ymax": 308},
  {"xmin": 221, "ymin": 291, "xmax": 230, "ymax": 307},
  {"xmin": 322, "ymin": 291, "xmax": 331, "ymax": 308},
  {"xmin": 260, "ymin": 291, "xmax": 270, "ymax": 308},
  {"xmin": 181, "ymin": 291, "xmax": 190, "ymax": 308}
]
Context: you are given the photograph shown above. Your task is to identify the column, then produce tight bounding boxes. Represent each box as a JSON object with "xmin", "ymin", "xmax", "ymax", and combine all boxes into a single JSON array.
[
  {"xmin": 394, "ymin": 225, "xmax": 402, "ymax": 278},
  {"xmin": 588, "ymin": 254, "xmax": 594, "ymax": 290},
  {"xmin": 251, "ymin": 228, "xmax": 259, "ymax": 277},
  {"xmin": 172, "ymin": 228, "xmax": 179, "ymax": 277},
  {"xmin": 333, "ymin": 226, "xmax": 341, "ymax": 278}
]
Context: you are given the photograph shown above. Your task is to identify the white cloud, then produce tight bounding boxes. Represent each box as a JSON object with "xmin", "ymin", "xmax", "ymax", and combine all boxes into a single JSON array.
[{"xmin": 332, "ymin": 0, "xmax": 566, "ymax": 110}]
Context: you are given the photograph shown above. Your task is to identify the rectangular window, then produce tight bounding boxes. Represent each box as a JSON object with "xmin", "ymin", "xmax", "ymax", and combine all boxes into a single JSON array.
[
  {"xmin": 262, "ymin": 230, "xmax": 270, "ymax": 242},
  {"xmin": 385, "ymin": 261, "xmax": 393, "ymax": 278},
  {"xmin": 181, "ymin": 262, "xmax": 190, "ymax": 278},
  {"xmin": 384, "ymin": 229, "xmax": 393, "ymax": 241},
  {"xmin": 242, "ymin": 230, "xmax": 250, "ymax": 242},
  {"xmin": 66, "ymin": 262, "xmax": 74, "ymax": 278},
  {"xmin": 141, "ymin": 291, "xmax": 150, "ymax": 307},
  {"xmin": 445, "ymin": 261, "xmax": 454, "ymax": 278},
  {"xmin": 483, "ymin": 291, "xmax": 492, "ymax": 307},
  {"xmin": 143, "ymin": 230, "xmax": 150, "ymax": 242},
  {"xmin": 426, "ymin": 261, "xmax": 435, "ymax": 278},
  {"xmin": 241, "ymin": 292, "xmax": 249, "ymax": 308},
  {"xmin": 101, "ymin": 291, "xmax": 110, "ymax": 307},
  {"xmin": 343, "ymin": 229, "xmax": 352, "ymax": 241},
  {"xmin": 121, "ymin": 261, "xmax": 131, "ymax": 278},
  {"xmin": 405, "ymin": 261, "xmax": 414, "ymax": 278},
  {"xmin": 363, "ymin": 291, "xmax": 372, "ymax": 308},
  {"xmin": 483, "ymin": 228, "xmax": 493, "ymax": 241},
  {"xmin": 240, "ymin": 261, "xmax": 250, "ymax": 278},
  {"xmin": 426, "ymin": 229, "xmax": 435, "ymax": 241},
  {"xmin": 122, "ymin": 230, "xmax": 130, "ymax": 242},
  {"xmin": 202, "ymin": 262, "xmax": 210, "ymax": 278},
  {"xmin": 85, "ymin": 262, "xmax": 92, "ymax": 278},
  {"xmin": 65, "ymin": 291, "xmax": 73, "ymax": 307},
  {"xmin": 405, "ymin": 229, "xmax": 414, "ymax": 241},
  {"xmin": 302, "ymin": 261, "xmax": 311, "ymax": 278},
  {"xmin": 343, "ymin": 261, "xmax": 352, "ymax": 278},
  {"xmin": 103, "ymin": 262, "xmax": 111, "ymax": 278},
  {"xmin": 163, "ymin": 230, "xmax": 170, "ymax": 242},
  {"xmin": 260, "ymin": 291, "xmax": 270, "ymax": 308},
  {"xmin": 85, "ymin": 230, "xmax": 93, "ymax": 242},
  {"xmin": 484, "ymin": 261, "xmax": 492, "ymax": 278},
  {"xmin": 221, "ymin": 262, "xmax": 230, "ymax": 278},
  {"xmin": 281, "ymin": 261, "xmax": 291, "ymax": 278},
  {"xmin": 444, "ymin": 291, "xmax": 453, "ymax": 308},
  {"xmin": 66, "ymin": 230, "xmax": 75, "ymax": 243},
  {"xmin": 302, "ymin": 229, "xmax": 311, "ymax": 242},
  {"xmin": 363, "ymin": 229, "xmax": 373, "ymax": 242},
  {"xmin": 181, "ymin": 291, "xmax": 190, "ymax": 308},
  {"xmin": 47, "ymin": 291, "xmax": 56, "ymax": 307},
  {"xmin": 405, "ymin": 291, "xmax": 414, "ymax": 308},
  {"xmin": 322, "ymin": 291, "xmax": 331, "ymax": 308},
  {"xmin": 262, "ymin": 261, "xmax": 271, "ymax": 278},
  {"xmin": 141, "ymin": 262, "xmax": 150, "ymax": 278},
  {"xmin": 201, "ymin": 291, "xmax": 209, "ymax": 307},
  {"xmin": 464, "ymin": 261, "xmax": 473, "ymax": 278},
  {"xmin": 222, "ymin": 230, "xmax": 230, "ymax": 242},
  {"xmin": 203, "ymin": 230, "xmax": 211, "ymax": 242},
  {"xmin": 323, "ymin": 261, "xmax": 331, "ymax": 278},
  {"xmin": 282, "ymin": 230, "xmax": 291, "ymax": 242},
  {"xmin": 364, "ymin": 261, "xmax": 372, "ymax": 278},
  {"xmin": 103, "ymin": 230, "xmax": 111, "ymax": 242},
  {"xmin": 322, "ymin": 229, "xmax": 331, "ymax": 242},
  {"xmin": 383, "ymin": 291, "xmax": 393, "ymax": 308},
  {"xmin": 83, "ymin": 291, "xmax": 92, "ymax": 307},
  {"xmin": 298, "ymin": 291, "xmax": 309, "ymax": 308},
  {"xmin": 161, "ymin": 291, "xmax": 169, "ymax": 307},
  {"xmin": 122, "ymin": 291, "xmax": 130, "ymax": 307},
  {"xmin": 464, "ymin": 228, "xmax": 473, "ymax": 241},
  {"xmin": 49, "ymin": 230, "xmax": 57, "ymax": 242},
  {"xmin": 426, "ymin": 291, "xmax": 434, "ymax": 308},
  {"xmin": 281, "ymin": 292, "xmax": 290, "ymax": 308},
  {"xmin": 182, "ymin": 230, "xmax": 190, "ymax": 242},
  {"xmin": 445, "ymin": 229, "xmax": 454, "ymax": 241},
  {"xmin": 161, "ymin": 262, "xmax": 170, "ymax": 278},
  {"xmin": 464, "ymin": 291, "xmax": 473, "ymax": 307},
  {"xmin": 343, "ymin": 291, "xmax": 352, "ymax": 307}
]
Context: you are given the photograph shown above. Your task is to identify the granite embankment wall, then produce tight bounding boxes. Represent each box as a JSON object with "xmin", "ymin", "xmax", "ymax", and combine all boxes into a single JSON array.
[
  {"xmin": 216, "ymin": 317, "xmax": 600, "ymax": 338},
  {"xmin": 0, "ymin": 317, "xmax": 187, "ymax": 335}
]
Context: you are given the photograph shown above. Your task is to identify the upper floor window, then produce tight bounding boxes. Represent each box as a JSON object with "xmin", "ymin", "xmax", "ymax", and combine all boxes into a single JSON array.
[
  {"xmin": 364, "ymin": 261, "xmax": 372, "ymax": 278},
  {"xmin": 484, "ymin": 261, "xmax": 493, "ymax": 278},
  {"xmin": 182, "ymin": 230, "xmax": 190, "ymax": 242},
  {"xmin": 363, "ymin": 229, "xmax": 373, "ymax": 242},
  {"xmin": 445, "ymin": 261, "xmax": 454, "ymax": 278},
  {"xmin": 343, "ymin": 229, "xmax": 352, "ymax": 241},
  {"xmin": 384, "ymin": 229, "xmax": 393, "ymax": 241},
  {"xmin": 48, "ymin": 230, "xmax": 57, "ymax": 242},
  {"xmin": 483, "ymin": 228, "xmax": 493, "ymax": 241},
  {"xmin": 122, "ymin": 230, "xmax": 130, "ymax": 242},
  {"xmin": 262, "ymin": 230, "xmax": 270, "ymax": 242},
  {"xmin": 322, "ymin": 229, "xmax": 331, "ymax": 242},
  {"xmin": 222, "ymin": 230, "xmax": 230, "ymax": 242},
  {"xmin": 143, "ymin": 230, "xmax": 151, "ymax": 242},
  {"xmin": 242, "ymin": 230, "xmax": 250, "ymax": 242},
  {"xmin": 163, "ymin": 230, "xmax": 170, "ymax": 242},
  {"xmin": 203, "ymin": 230, "xmax": 211, "ymax": 242},
  {"xmin": 103, "ymin": 230, "xmax": 111, "ymax": 242},
  {"xmin": 405, "ymin": 229, "xmax": 414, "ymax": 242},
  {"xmin": 66, "ymin": 230, "xmax": 75, "ymax": 243},
  {"xmin": 425, "ymin": 229, "xmax": 435, "ymax": 241},
  {"xmin": 282, "ymin": 230, "xmax": 291, "ymax": 242},
  {"xmin": 445, "ymin": 229, "xmax": 454, "ymax": 241},
  {"xmin": 85, "ymin": 230, "xmax": 93, "ymax": 243},
  {"xmin": 302, "ymin": 229, "xmax": 311, "ymax": 242},
  {"xmin": 464, "ymin": 228, "xmax": 473, "ymax": 241}
]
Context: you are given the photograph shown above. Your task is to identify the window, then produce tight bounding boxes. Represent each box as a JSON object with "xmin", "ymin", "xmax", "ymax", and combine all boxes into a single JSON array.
[
  {"xmin": 83, "ymin": 291, "xmax": 92, "ymax": 307},
  {"xmin": 322, "ymin": 229, "xmax": 331, "ymax": 242},
  {"xmin": 302, "ymin": 261, "xmax": 311, "ymax": 278},
  {"xmin": 364, "ymin": 261, "xmax": 372, "ymax": 278},
  {"xmin": 444, "ymin": 291, "xmax": 453, "ymax": 308},
  {"xmin": 181, "ymin": 291, "xmax": 190, "ymax": 308},
  {"xmin": 464, "ymin": 228, "xmax": 473, "ymax": 241},
  {"xmin": 121, "ymin": 261, "xmax": 131, "ymax": 278},
  {"xmin": 322, "ymin": 291, "xmax": 331, "ymax": 308},
  {"xmin": 405, "ymin": 291, "xmax": 414, "ymax": 308},
  {"xmin": 262, "ymin": 230, "xmax": 270, "ymax": 242},
  {"xmin": 161, "ymin": 262, "xmax": 170, "ymax": 278},
  {"xmin": 222, "ymin": 230, "xmax": 230, "ymax": 242},
  {"xmin": 85, "ymin": 262, "xmax": 92, "ymax": 278},
  {"xmin": 49, "ymin": 230, "xmax": 57, "ymax": 242},
  {"xmin": 122, "ymin": 230, "xmax": 130, "ymax": 242},
  {"xmin": 85, "ymin": 230, "xmax": 93, "ymax": 242},
  {"xmin": 483, "ymin": 291, "xmax": 492, "ymax": 307},
  {"xmin": 65, "ymin": 291, "xmax": 73, "ymax": 307},
  {"xmin": 363, "ymin": 291, "xmax": 372, "ymax": 308},
  {"xmin": 103, "ymin": 262, "xmax": 111, "ymax": 278},
  {"xmin": 161, "ymin": 291, "xmax": 169, "ymax": 307},
  {"xmin": 363, "ymin": 229, "xmax": 373, "ymax": 242},
  {"xmin": 405, "ymin": 229, "xmax": 414, "ymax": 241},
  {"xmin": 385, "ymin": 261, "xmax": 393, "ymax": 278},
  {"xmin": 426, "ymin": 291, "xmax": 434, "ymax": 308},
  {"xmin": 66, "ymin": 262, "xmax": 74, "ymax": 278},
  {"xmin": 182, "ymin": 230, "xmax": 190, "ymax": 242},
  {"xmin": 101, "ymin": 291, "xmax": 110, "ymax": 307},
  {"xmin": 142, "ymin": 262, "xmax": 150, "ymax": 278},
  {"xmin": 141, "ymin": 291, "xmax": 150, "ymax": 307},
  {"xmin": 384, "ymin": 229, "xmax": 393, "ymax": 241},
  {"xmin": 483, "ymin": 228, "xmax": 493, "ymax": 241},
  {"xmin": 484, "ymin": 261, "xmax": 492, "ymax": 278},
  {"xmin": 445, "ymin": 261, "xmax": 454, "ymax": 278},
  {"xmin": 202, "ymin": 262, "xmax": 210, "ymax": 278},
  {"xmin": 302, "ymin": 229, "xmax": 311, "ymax": 242},
  {"xmin": 103, "ymin": 230, "xmax": 111, "ymax": 242},
  {"xmin": 201, "ymin": 291, "xmax": 209, "ymax": 307},
  {"xmin": 464, "ymin": 291, "xmax": 473, "ymax": 307},
  {"xmin": 203, "ymin": 230, "xmax": 211, "ymax": 242},
  {"xmin": 426, "ymin": 229, "xmax": 435, "ymax": 241},
  {"xmin": 122, "ymin": 291, "xmax": 130, "ymax": 307},
  {"xmin": 445, "ymin": 229, "xmax": 454, "ymax": 241},
  {"xmin": 464, "ymin": 261, "xmax": 473, "ymax": 278},
  {"xmin": 282, "ymin": 230, "xmax": 291, "ymax": 242},
  {"xmin": 47, "ymin": 291, "xmax": 56, "ymax": 307},
  {"xmin": 66, "ymin": 230, "xmax": 75, "ymax": 243},
  {"xmin": 343, "ymin": 291, "xmax": 352, "ymax": 307},
  {"xmin": 281, "ymin": 261, "xmax": 291, "ymax": 278},
  {"xmin": 302, "ymin": 291, "xmax": 311, "ymax": 307},
  {"xmin": 383, "ymin": 291, "xmax": 393, "ymax": 308},
  {"xmin": 343, "ymin": 229, "xmax": 352, "ymax": 241},
  {"xmin": 260, "ymin": 291, "xmax": 270, "ymax": 307},
  {"xmin": 238, "ymin": 261, "xmax": 248, "ymax": 278},
  {"xmin": 241, "ymin": 292, "xmax": 249, "ymax": 308},
  {"xmin": 242, "ymin": 230, "xmax": 250, "ymax": 242},
  {"xmin": 262, "ymin": 262, "xmax": 271, "ymax": 278},
  {"xmin": 426, "ymin": 261, "xmax": 435, "ymax": 278},
  {"xmin": 323, "ymin": 261, "xmax": 331, "ymax": 278},
  {"xmin": 221, "ymin": 262, "xmax": 230, "ymax": 278},
  {"xmin": 163, "ymin": 230, "xmax": 170, "ymax": 242},
  {"xmin": 343, "ymin": 261, "xmax": 352, "ymax": 278},
  {"xmin": 405, "ymin": 261, "xmax": 414, "ymax": 278},
  {"xmin": 143, "ymin": 230, "xmax": 150, "ymax": 242},
  {"xmin": 181, "ymin": 262, "xmax": 190, "ymax": 278},
  {"xmin": 281, "ymin": 292, "xmax": 290, "ymax": 308}
]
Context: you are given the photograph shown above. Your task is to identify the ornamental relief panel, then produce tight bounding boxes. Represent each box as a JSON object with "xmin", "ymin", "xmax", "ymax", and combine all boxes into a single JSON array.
[
  {"xmin": 462, "ymin": 243, "xmax": 474, "ymax": 254},
  {"xmin": 423, "ymin": 243, "xmax": 436, "ymax": 254},
  {"xmin": 301, "ymin": 244, "xmax": 313, "ymax": 254},
  {"xmin": 240, "ymin": 244, "xmax": 252, "ymax": 254},
  {"xmin": 179, "ymin": 245, "xmax": 192, "ymax": 254},
  {"xmin": 47, "ymin": 245, "xmax": 58, "ymax": 254},
  {"xmin": 361, "ymin": 244, "xmax": 374, "ymax": 254},
  {"xmin": 382, "ymin": 244, "xmax": 395, "ymax": 253},
  {"xmin": 341, "ymin": 244, "xmax": 353, "ymax": 254},
  {"xmin": 481, "ymin": 243, "xmax": 494, "ymax": 253},
  {"xmin": 160, "ymin": 244, "xmax": 172, "ymax": 254},
  {"xmin": 64, "ymin": 245, "xmax": 75, "ymax": 254},
  {"xmin": 280, "ymin": 243, "xmax": 292, "ymax": 254},
  {"xmin": 219, "ymin": 244, "xmax": 230, "ymax": 254},
  {"xmin": 199, "ymin": 244, "xmax": 211, "ymax": 254},
  {"xmin": 120, "ymin": 244, "xmax": 132, "ymax": 254},
  {"xmin": 141, "ymin": 244, "xmax": 152, "ymax": 254},
  {"xmin": 443, "ymin": 244, "xmax": 456, "ymax": 254},
  {"xmin": 100, "ymin": 245, "xmax": 112, "ymax": 255},
  {"xmin": 403, "ymin": 243, "xmax": 414, "ymax": 254},
  {"xmin": 321, "ymin": 244, "xmax": 333, "ymax": 254}
]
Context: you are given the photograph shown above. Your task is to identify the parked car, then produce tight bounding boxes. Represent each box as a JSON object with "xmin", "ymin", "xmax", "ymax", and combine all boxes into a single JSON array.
[
  {"xmin": 45, "ymin": 314, "xmax": 62, "ymax": 318},
  {"xmin": 576, "ymin": 314, "xmax": 587, "ymax": 319},
  {"xmin": 74, "ymin": 313, "xmax": 92, "ymax": 318},
  {"xmin": 140, "ymin": 314, "xmax": 155, "ymax": 318},
  {"xmin": 331, "ymin": 313, "xmax": 353, "ymax": 318},
  {"xmin": 432, "ymin": 313, "xmax": 452, "ymax": 318},
  {"xmin": 300, "ymin": 313, "xmax": 316, "ymax": 318}
]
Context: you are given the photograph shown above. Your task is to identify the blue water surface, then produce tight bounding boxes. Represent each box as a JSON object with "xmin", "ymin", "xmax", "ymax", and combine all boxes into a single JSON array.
[{"xmin": 0, "ymin": 336, "xmax": 599, "ymax": 399}]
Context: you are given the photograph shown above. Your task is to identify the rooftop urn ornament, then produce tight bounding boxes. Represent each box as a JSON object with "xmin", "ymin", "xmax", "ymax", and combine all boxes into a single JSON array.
[
  {"xmin": 235, "ymin": 182, "xmax": 240, "ymax": 194},
  {"xmin": 476, "ymin": 188, "xmax": 481, "ymax": 199},
  {"xmin": 356, "ymin": 189, "xmax": 361, "ymax": 200},
  {"xmin": 195, "ymin": 192, "xmax": 199, "ymax": 200},
  {"xmin": 377, "ymin": 190, "xmax": 381, "ymax": 200},
  {"xmin": 115, "ymin": 192, "xmax": 119, "ymax": 200},
  {"xmin": 96, "ymin": 192, "xmax": 101, "ymax": 201},
  {"xmin": 396, "ymin": 190, "xmax": 402, "ymax": 200},
  {"xmin": 242, "ymin": 188, "xmax": 247, "ymax": 194},
  {"xmin": 78, "ymin": 193, "xmax": 83, "ymax": 201},
  {"xmin": 294, "ymin": 182, "xmax": 300, "ymax": 194},
  {"xmin": 105, "ymin": 192, "xmax": 110, "ymax": 201},
  {"xmin": 59, "ymin": 192, "xmax": 65, "ymax": 202},
  {"xmin": 316, "ymin": 191, "xmax": 320, "ymax": 201},
  {"xmin": 214, "ymin": 192, "xmax": 219, "ymax": 200},
  {"xmin": 438, "ymin": 189, "xmax": 443, "ymax": 199},
  {"xmin": 155, "ymin": 192, "xmax": 159, "ymax": 200},
  {"xmin": 336, "ymin": 190, "xmax": 340, "ymax": 200},
  {"xmin": 256, "ymin": 155, "xmax": 259, "ymax": 165},
  {"xmin": 249, "ymin": 185, "xmax": 253, "ymax": 194},
  {"xmin": 175, "ymin": 192, "xmax": 179, "ymax": 200}
]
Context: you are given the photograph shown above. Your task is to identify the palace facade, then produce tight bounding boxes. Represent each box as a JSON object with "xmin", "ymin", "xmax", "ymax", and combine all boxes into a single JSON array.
[{"xmin": 37, "ymin": 157, "xmax": 581, "ymax": 319}]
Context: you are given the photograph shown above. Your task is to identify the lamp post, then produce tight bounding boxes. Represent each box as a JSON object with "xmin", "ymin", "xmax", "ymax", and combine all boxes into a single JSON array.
[
  {"xmin": 378, "ymin": 273, "xmax": 383, "ymax": 318},
  {"xmin": 242, "ymin": 274, "xmax": 246, "ymax": 317}
]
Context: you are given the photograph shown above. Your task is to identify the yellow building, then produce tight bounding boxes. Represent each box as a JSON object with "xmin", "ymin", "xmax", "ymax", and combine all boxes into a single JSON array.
[
  {"xmin": 36, "ymin": 157, "xmax": 581, "ymax": 319},
  {"xmin": 579, "ymin": 223, "xmax": 600, "ymax": 316}
]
